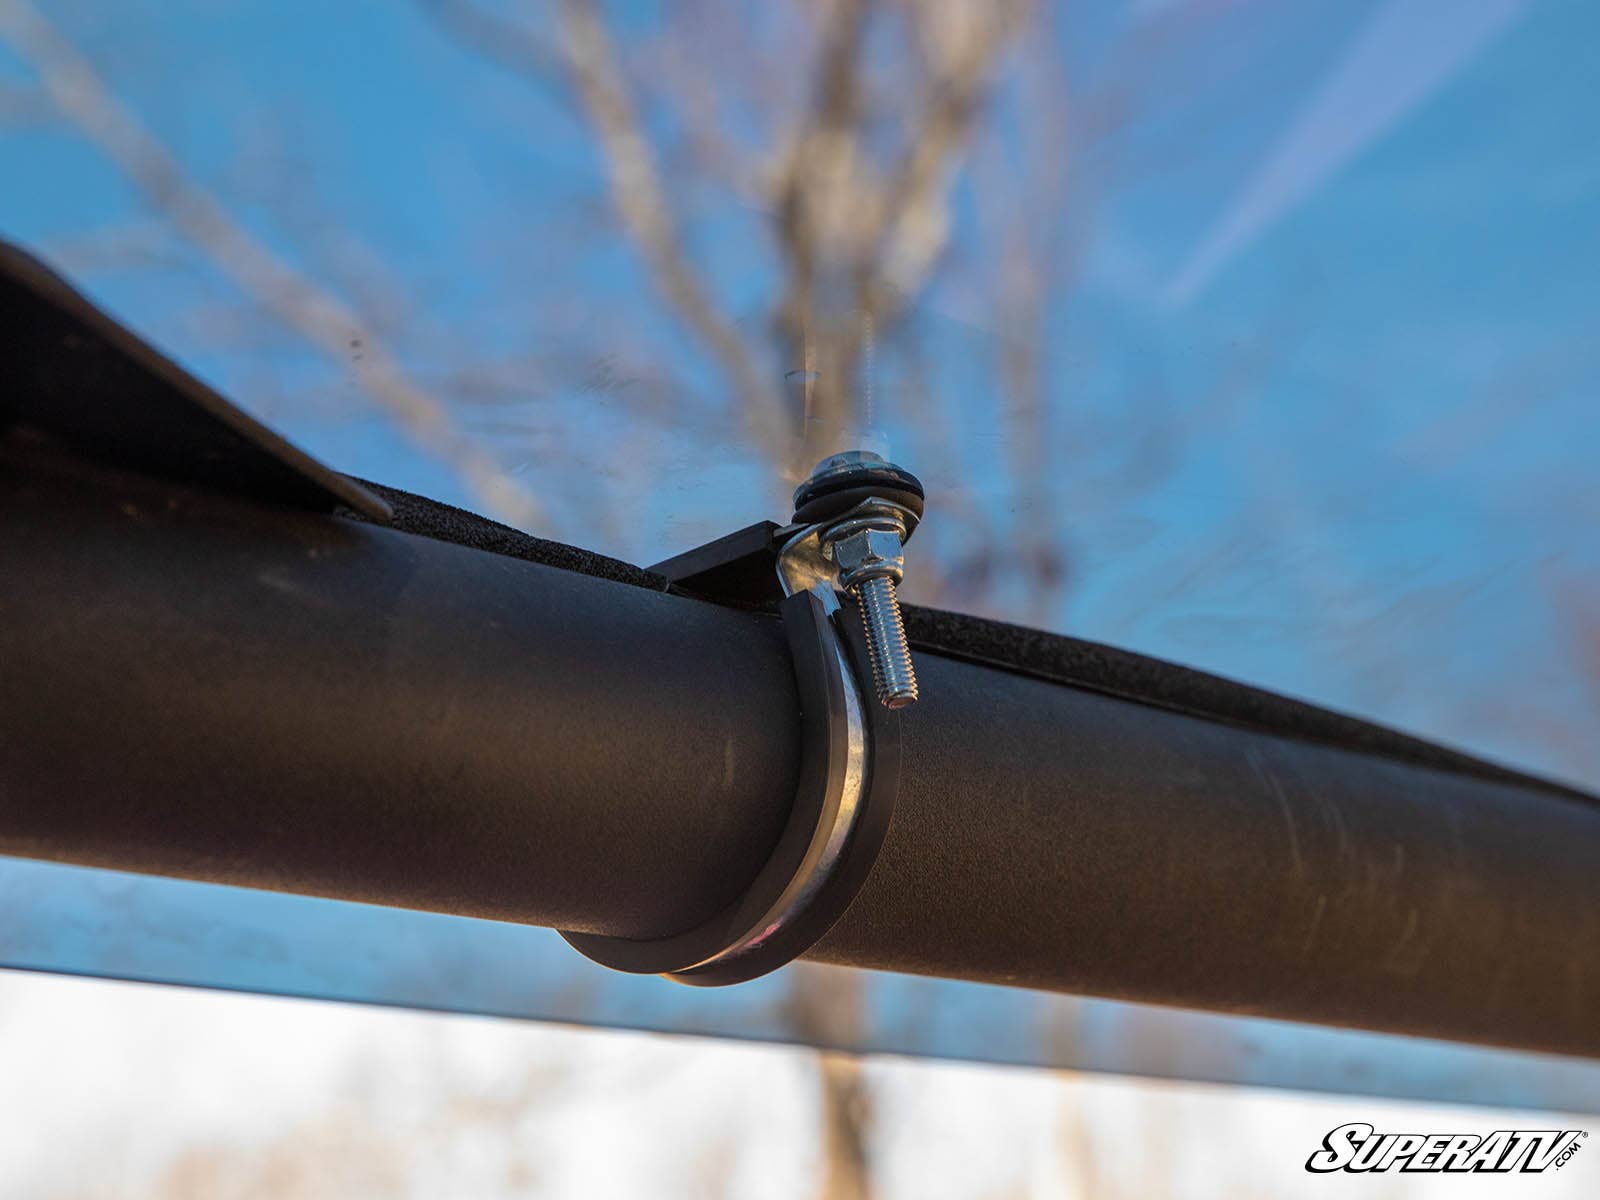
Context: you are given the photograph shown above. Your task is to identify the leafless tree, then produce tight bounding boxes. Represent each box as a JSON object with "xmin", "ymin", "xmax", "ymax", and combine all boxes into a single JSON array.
[{"xmin": 0, "ymin": 2, "xmax": 1252, "ymax": 1194}]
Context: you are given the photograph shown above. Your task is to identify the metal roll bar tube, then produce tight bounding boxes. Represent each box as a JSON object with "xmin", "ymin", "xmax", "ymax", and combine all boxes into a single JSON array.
[{"xmin": 2, "ymin": 447, "xmax": 1598, "ymax": 1059}]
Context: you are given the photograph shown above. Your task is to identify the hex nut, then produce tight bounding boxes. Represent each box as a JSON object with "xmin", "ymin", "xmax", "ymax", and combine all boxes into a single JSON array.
[{"xmin": 831, "ymin": 528, "xmax": 904, "ymax": 585}]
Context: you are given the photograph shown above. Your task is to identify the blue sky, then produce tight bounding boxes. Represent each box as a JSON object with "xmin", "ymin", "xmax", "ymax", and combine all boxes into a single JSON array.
[
  {"xmin": 2, "ymin": 0, "xmax": 1598, "ymax": 1100},
  {"xmin": 3, "ymin": 1, "xmax": 1596, "ymax": 791}
]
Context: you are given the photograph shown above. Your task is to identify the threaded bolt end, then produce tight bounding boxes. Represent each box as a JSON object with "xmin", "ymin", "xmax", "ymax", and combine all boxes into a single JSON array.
[{"xmin": 852, "ymin": 575, "xmax": 918, "ymax": 709}]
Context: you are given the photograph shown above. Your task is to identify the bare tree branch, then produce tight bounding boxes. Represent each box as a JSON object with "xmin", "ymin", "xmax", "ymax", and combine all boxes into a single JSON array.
[
  {"xmin": 643, "ymin": 29, "xmax": 768, "ymax": 206},
  {"xmin": 0, "ymin": 0, "xmax": 548, "ymax": 530},
  {"xmin": 427, "ymin": 0, "xmax": 791, "ymax": 464},
  {"xmin": 768, "ymin": 0, "xmax": 874, "ymax": 461},
  {"xmin": 764, "ymin": 0, "xmax": 1026, "ymax": 465},
  {"xmin": 860, "ymin": 0, "xmax": 1025, "ymax": 319},
  {"xmin": 417, "ymin": 0, "xmax": 567, "ymax": 101},
  {"xmin": 424, "ymin": 1, "xmax": 1026, "ymax": 480},
  {"xmin": 554, "ymin": 0, "xmax": 790, "ymax": 462},
  {"xmin": 0, "ymin": 77, "xmax": 53, "ymax": 124}
]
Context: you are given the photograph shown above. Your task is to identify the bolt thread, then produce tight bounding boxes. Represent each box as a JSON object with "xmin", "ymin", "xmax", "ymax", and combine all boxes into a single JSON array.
[{"xmin": 853, "ymin": 575, "xmax": 918, "ymax": 709}]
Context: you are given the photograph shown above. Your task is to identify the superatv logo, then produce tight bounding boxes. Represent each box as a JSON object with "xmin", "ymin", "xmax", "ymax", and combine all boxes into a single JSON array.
[{"xmin": 1306, "ymin": 1123, "xmax": 1586, "ymax": 1173}]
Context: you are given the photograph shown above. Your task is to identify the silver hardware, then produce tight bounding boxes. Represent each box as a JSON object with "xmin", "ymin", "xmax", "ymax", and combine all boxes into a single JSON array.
[
  {"xmin": 823, "ymin": 509, "xmax": 917, "ymax": 708},
  {"xmin": 789, "ymin": 451, "xmax": 921, "ymax": 709}
]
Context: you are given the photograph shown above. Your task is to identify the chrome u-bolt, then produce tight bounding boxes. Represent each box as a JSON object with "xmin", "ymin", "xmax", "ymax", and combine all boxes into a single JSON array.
[{"xmin": 794, "ymin": 452, "xmax": 924, "ymax": 710}]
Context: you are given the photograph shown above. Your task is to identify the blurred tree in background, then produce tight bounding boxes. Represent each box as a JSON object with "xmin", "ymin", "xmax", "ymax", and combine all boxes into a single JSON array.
[
  {"xmin": 2, "ymin": 0, "xmax": 1598, "ymax": 1194},
  {"xmin": 0, "ymin": 2, "xmax": 1102, "ymax": 1191}
]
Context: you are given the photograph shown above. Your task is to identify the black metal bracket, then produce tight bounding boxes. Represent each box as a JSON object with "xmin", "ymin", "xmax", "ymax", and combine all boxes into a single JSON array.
[{"xmin": 0, "ymin": 239, "xmax": 390, "ymax": 522}]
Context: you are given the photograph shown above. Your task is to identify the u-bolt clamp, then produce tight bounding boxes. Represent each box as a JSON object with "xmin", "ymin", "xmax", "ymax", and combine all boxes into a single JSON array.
[{"xmin": 563, "ymin": 452, "xmax": 924, "ymax": 986}]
